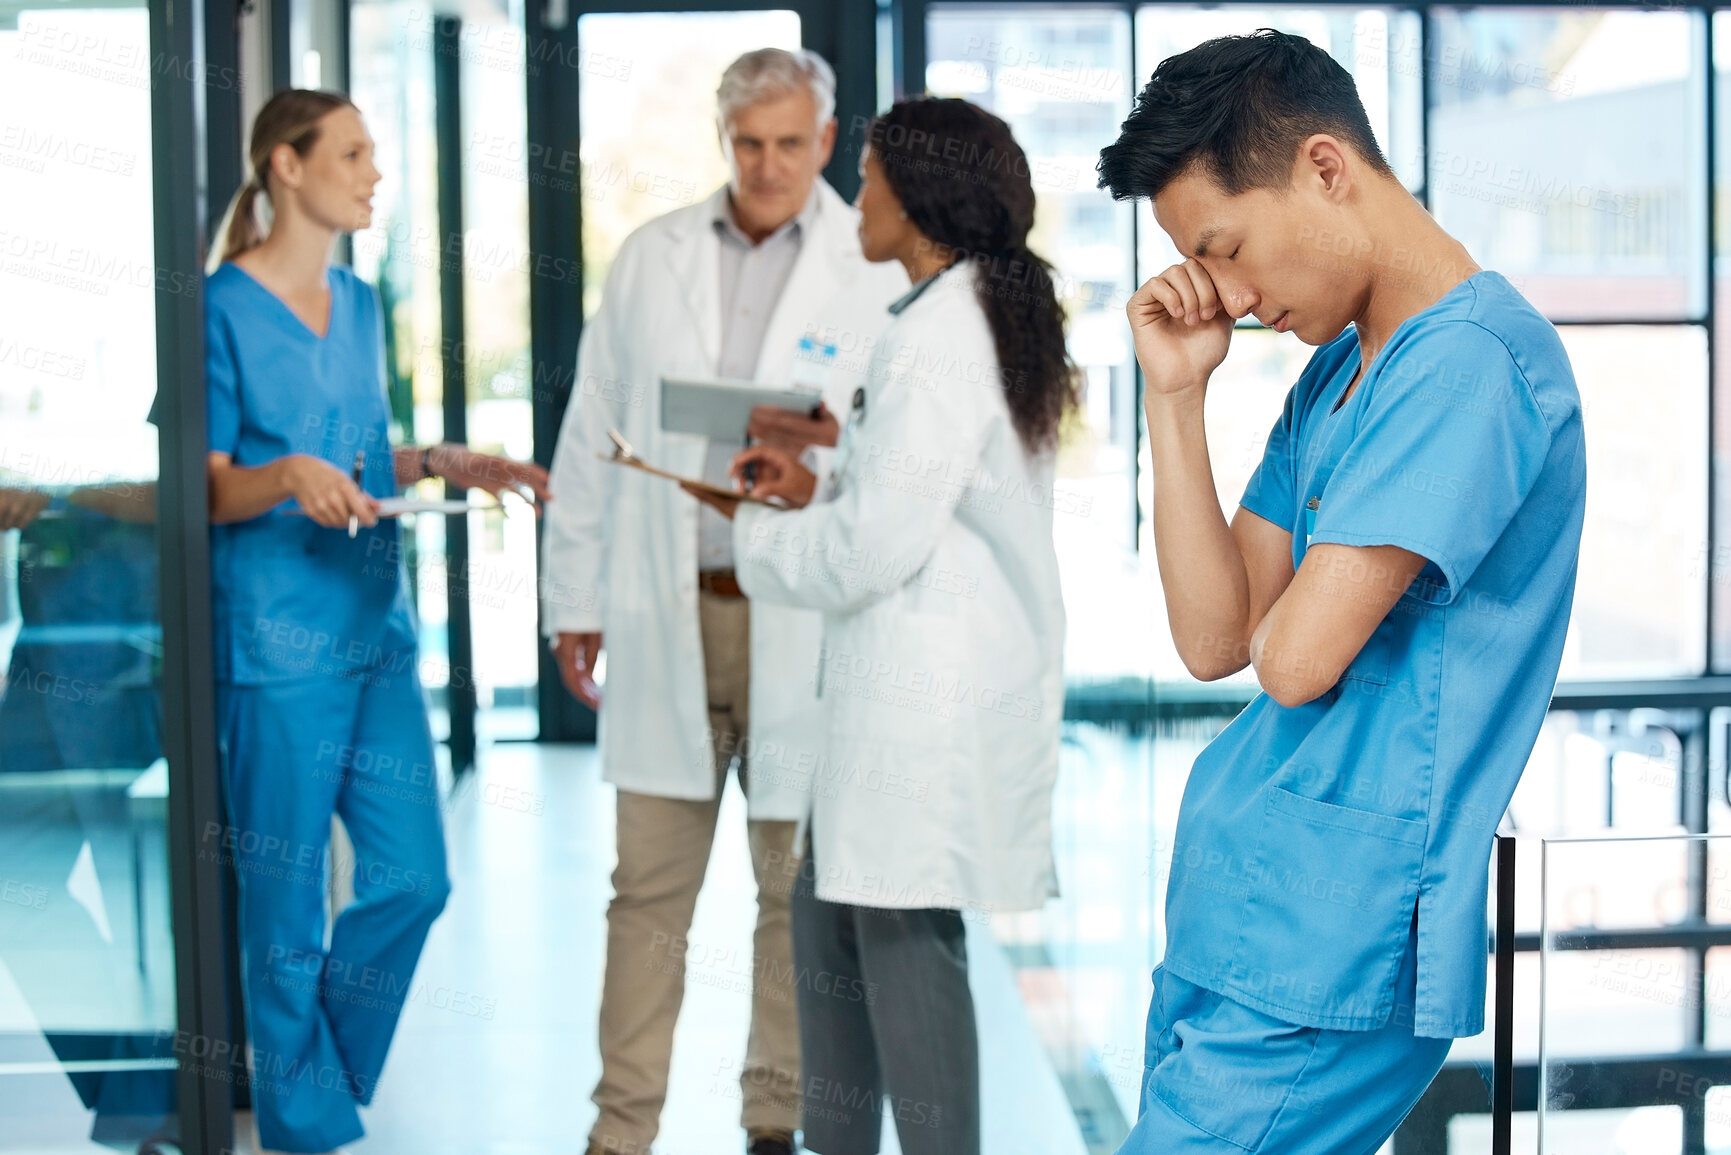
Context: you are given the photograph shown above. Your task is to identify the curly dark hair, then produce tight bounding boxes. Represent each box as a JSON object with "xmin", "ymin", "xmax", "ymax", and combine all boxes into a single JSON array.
[{"xmin": 866, "ymin": 98, "xmax": 1078, "ymax": 455}]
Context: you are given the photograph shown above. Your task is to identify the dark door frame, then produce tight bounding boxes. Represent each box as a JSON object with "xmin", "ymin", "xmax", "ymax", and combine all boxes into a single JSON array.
[{"xmin": 152, "ymin": 0, "xmax": 240, "ymax": 1148}]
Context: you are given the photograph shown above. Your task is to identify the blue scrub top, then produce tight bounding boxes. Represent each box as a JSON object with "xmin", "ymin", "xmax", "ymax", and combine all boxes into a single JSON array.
[
  {"xmin": 205, "ymin": 263, "xmax": 416, "ymax": 685},
  {"xmin": 1163, "ymin": 271, "xmax": 1585, "ymax": 1038}
]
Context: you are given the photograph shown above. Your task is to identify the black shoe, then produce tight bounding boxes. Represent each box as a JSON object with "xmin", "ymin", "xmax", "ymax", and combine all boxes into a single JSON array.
[{"xmin": 746, "ymin": 1132, "xmax": 795, "ymax": 1155}]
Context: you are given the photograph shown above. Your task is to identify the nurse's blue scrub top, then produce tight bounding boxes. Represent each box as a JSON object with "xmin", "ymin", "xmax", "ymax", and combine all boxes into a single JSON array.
[
  {"xmin": 1163, "ymin": 271, "xmax": 1586, "ymax": 1038},
  {"xmin": 205, "ymin": 263, "xmax": 416, "ymax": 685}
]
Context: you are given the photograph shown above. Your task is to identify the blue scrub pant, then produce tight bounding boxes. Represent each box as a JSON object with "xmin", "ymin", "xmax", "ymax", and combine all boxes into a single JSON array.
[
  {"xmin": 217, "ymin": 663, "xmax": 450, "ymax": 1153},
  {"xmin": 1120, "ymin": 935, "xmax": 1450, "ymax": 1154}
]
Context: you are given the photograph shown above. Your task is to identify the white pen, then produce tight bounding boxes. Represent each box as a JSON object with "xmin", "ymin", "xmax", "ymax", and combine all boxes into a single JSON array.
[{"xmin": 349, "ymin": 450, "xmax": 365, "ymax": 538}]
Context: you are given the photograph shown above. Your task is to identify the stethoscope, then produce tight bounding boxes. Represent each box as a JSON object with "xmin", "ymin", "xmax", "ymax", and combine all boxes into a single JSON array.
[{"xmin": 830, "ymin": 385, "xmax": 868, "ymax": 486}]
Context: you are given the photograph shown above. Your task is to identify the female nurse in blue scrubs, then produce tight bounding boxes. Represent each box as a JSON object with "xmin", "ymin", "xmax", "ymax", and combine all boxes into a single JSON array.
[{"xmin": 202, "ymin": 89, "xmax": 550, "ymax": 1155}]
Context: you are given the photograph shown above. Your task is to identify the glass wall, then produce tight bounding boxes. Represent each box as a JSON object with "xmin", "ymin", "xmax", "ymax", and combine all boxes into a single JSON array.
[
  {"xmin": 1538, "ymin": 835, "xmax": 1731, "ymax": 1153},
  {"xmin": 1430, "ymin": 8, "xmax": 1709, "ymax": 681},
  {"xmin": 907, "ymin": 4, "xmax": 1724, "ymax": 1148},
  {"xmin": 351, "ymin": 0, "xmax": 452, "ymax": 738},
  {"xmin": 458, "ymin": 0, "xmax": 539, "ymax": 741},
  {"xmin": 926, "ymin": 5, "xmax": 1146, "ymax": 689},
  {"xmin": 0, "ymin": 3, "xmax": 178, "ymax": 1146},
  {"xmin": 575, "ymin": 9, "xmax": 802, "ymax": 318},
  {"xmin": 1428, "ymin": 8, "xmax": 1705, "ymax": 322},
  {"xmin": 1562, "ymin": 326, "xmax": 1706, "ymax": 676}
]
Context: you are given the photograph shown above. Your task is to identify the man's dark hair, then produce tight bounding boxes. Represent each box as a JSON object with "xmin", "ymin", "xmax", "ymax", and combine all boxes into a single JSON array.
[{"xmin": 1097, "ymin": 29, "xmax": 1392, "ymax": 201}]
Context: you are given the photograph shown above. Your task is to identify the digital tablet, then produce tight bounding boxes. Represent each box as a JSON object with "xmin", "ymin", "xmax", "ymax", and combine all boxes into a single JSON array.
[{"xmin": 660, "ymin": 376, "xmax": 824, "ymax": 440}]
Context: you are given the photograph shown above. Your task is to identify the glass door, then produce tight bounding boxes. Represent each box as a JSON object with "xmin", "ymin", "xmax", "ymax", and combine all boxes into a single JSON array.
[{"xmin": 0, "ymin": 3, "xmax": 180, "ymax": 1147}]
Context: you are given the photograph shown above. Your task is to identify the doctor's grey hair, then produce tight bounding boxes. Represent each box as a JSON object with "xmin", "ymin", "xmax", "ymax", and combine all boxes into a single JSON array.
[{"xmin": 716, "ymin": 48, "xmax": 836, "ymax": 133}]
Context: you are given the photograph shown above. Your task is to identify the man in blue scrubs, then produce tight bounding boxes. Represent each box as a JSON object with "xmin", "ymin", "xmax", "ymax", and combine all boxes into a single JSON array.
[{"xmin": 1097, "ymin": 31, "xmax": 1585, "ymax": 1152}]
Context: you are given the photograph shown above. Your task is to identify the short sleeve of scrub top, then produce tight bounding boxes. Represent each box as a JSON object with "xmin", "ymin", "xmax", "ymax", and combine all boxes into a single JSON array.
[
  {"xmin": 1307, "ymin": 322, "xmax": 1553, "ymax": 605},
  {"xmin": 206, "ymin": 304, "xmax": 243, "ymax": 456}
]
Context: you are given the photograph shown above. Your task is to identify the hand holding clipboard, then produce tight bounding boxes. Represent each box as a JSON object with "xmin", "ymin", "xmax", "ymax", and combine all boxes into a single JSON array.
[{"xmin": 598, "ymin": 429, "xmax": 775, "ymax": 506}]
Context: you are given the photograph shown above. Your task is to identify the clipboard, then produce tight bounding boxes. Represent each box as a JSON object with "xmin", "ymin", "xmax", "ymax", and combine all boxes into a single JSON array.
[
  {"xmin": 285, "ymin": 498, "xmax": 493, "ymax": 518},
  {"xmin": 660, "ymin": 376, "xmax": 823, "ymax": 439},
  {"xmin": 377, "ymin": 498, "xmax": 481, "ymax": 516},
  {"xmin": 598, "ymin": 429, "xmax": 773, "ymax": 505}
]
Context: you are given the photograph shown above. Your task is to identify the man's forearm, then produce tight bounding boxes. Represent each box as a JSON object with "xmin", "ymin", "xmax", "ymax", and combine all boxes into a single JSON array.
[{"xmin": 1146, "ymin": 390, "xmax": 1253, "ymax": 677}]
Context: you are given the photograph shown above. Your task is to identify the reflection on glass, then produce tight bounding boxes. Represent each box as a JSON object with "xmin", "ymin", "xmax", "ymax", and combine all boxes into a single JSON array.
[
  {"xmin": 352, "ymin": 1, "xmax": 453, "ymax": 736},
  {"xmin": 1509, "ymin": 710, "xmax": 1705, "ymax": 839},
  {"xmin": 926, "ymin": 5, "xmax": 1142, "ymax": 684},
  {"xmin": 1540, "ymin": 836, "xmax": 1731, "ymax": 1154},
  {"xmin": 1428, "ymin": 8, "xmax": 1707, "ymax": 322},
  {"xmin": 1559, "ymin": 327, "xmax": 1706, "ymax": 678},
  {"xmin": 458, "ymin": 0, "xmax": 538, "ymax": 739},
  {"xmin": 576, "ymin": 10, "xmax": 801, "ymax": 319},
  {"xmin": 0, "ymin": 6, "xmax": 176, "ymax": 1148}
]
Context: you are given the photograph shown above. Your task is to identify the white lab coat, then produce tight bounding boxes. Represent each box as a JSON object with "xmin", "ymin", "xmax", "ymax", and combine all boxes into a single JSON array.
[
  {"xmin": 733, "ymin": 263, "xmax": 1067, "ymax": 914},
  {"xmin": 541, "ymin": 182, "xmax": 908, "ymax": 818}
]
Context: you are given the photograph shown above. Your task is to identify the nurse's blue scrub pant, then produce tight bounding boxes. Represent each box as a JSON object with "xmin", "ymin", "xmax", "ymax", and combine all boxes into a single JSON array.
[
  {"xmin": 217, "ymin": 661, "xmax": 450, "ymax": 1153},
  {"xmin": 1120, "ymin": 937, "xmax": 1451, "ymax": 1154}
]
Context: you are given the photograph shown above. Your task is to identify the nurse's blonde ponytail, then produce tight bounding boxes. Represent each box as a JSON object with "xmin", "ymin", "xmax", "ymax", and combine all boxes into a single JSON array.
[{"xmin": 206, "ymin": 89, "xmax": 359, "ymax": 274}]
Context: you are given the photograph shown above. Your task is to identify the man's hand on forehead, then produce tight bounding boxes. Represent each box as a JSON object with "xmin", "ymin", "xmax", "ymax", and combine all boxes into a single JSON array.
[
  {"xmin": 1136, "ymin": 257, "xmax": 1222, "ymax": 324},
  {"xmin": 1128, "ymin": 258, "xmax": 1235, "ymax": 397}
]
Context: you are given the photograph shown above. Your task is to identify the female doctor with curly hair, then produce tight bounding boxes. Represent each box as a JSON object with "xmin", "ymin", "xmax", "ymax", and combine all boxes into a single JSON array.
[{"xmin": 687, "ymin": 97, "xmax": 1076, "ymax": 1155}]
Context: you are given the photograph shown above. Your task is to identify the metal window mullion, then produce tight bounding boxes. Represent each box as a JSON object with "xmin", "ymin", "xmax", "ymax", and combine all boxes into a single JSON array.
[
  {"xmin": 434, "ymin": 17, "xmax": 477, "ymax": 773},
  {"xmin": 152, "ymin": 0, "xmax": 238, "ymax": 1146},
  {"xmin": 528, "ymin": 0, "xmax": 592, "ymax": 742},
  {"xmin": 893, "ymin": 0, "xmax": 926, "ymax": 98},
  {"xmin": 1705, "ymin": 10, "xmax": 1718, "ymax": 674},
  {"xmin": 1492, "ymin": 835, "xmax": 1515, "ymax": 1155},
  {"xmin": 270, "ymin": 0, "xmax": 291, "ymax": 89},
  {"xmin": 1418, "ymin": 6, "xmax": 1430, "ymax": 212}
]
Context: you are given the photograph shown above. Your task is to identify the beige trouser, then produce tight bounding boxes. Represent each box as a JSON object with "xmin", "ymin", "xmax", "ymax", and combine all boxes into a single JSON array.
[{"xmin": 589, "ymin": 592, "xmax": 801, "ymax": 1154}]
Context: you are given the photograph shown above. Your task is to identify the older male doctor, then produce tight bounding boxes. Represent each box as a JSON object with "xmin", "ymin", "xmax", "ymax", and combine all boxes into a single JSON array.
[{"xmin": 542, "ymin": 48, "xmax": 907, "ymax": 1155}]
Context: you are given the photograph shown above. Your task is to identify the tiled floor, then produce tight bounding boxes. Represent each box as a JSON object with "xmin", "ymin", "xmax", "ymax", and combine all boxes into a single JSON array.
[
  {"xmin": 343, "ymin": 742, "xmax": 1091, "ymax": 1155},
  {"xmin": 7, "ymin": 719, "xmax": 1551, "ymax": 1154}
]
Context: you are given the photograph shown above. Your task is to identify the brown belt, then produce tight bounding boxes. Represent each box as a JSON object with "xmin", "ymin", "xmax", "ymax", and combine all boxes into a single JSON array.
[{"xmin": 698, "ymin": 569, "xmax": 744, "ymax": 598}]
